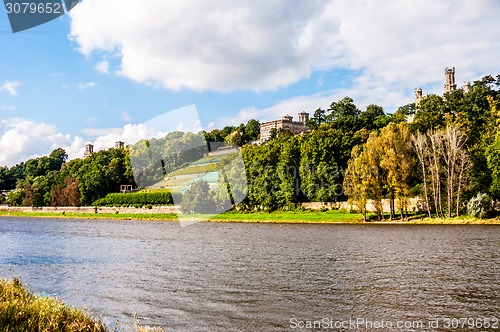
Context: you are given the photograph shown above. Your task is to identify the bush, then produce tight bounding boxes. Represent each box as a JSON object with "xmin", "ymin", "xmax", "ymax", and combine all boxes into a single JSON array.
[
  {"xmin": 467, "ymin": 193, "xmax": 492, "ymax": 219},
  {"xmin": 93, "ymin": 191, "xmax": 173, "ymax": 207}
]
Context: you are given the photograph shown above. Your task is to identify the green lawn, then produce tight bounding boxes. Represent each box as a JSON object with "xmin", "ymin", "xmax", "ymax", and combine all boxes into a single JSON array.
[{"xmin": 1, "ymin": 209, "xmax": 499, "ymax": 224}]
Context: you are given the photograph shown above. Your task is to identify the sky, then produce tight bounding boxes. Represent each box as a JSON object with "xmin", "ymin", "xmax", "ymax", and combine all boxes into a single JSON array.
[{"xmin": 1, "ymin": 0, "xmax": 500, "ymax": 167}]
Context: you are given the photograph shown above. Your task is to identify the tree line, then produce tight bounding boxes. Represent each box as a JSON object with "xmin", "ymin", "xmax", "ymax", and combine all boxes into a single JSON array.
[{"xmin": 1, "ymin": 74, "xmax": 500, "ymax": 219}]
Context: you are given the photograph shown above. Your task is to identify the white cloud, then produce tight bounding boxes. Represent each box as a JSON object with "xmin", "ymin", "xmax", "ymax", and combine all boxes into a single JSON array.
[
  {"xmin": 76, "ymin": 81, "xmax": 97, "ymax": 90},
  {"xmin": 0, "ymin": 118, "xmax": 158, "ymax": 167},
  {"xmin": 70, "ymin": 0, "xmax": 500, "ymax": 111},
  {"xmin": 69, "ymin": 0, "xmax": 338, "ymax": 92},
  {"xmin": 0, "ymin": 118, "xmax": 86, "ymax": 167},
  {"xmin": 0, "ymin": 81, "xmax": 20, "ymax": 96},
  {"xmin": 94, "ymin": 60, "xmax": 109, "ymax": 74}
]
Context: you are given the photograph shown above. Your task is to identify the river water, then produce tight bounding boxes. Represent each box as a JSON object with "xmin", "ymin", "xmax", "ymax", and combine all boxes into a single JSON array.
[{"xmin": 0, "ymin": 218, "xmax": 499, "ymax": 331}]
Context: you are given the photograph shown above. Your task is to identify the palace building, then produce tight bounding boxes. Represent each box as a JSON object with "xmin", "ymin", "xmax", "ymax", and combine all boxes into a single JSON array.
[{"xmin": 259, "ymin": 112, "xmax": 309, "ymax": 143}]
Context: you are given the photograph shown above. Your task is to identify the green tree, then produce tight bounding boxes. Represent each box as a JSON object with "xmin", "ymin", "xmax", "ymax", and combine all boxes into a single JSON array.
[
  {"xmin": 486, "ymin": 132, "xmax": 500, "ymax": 199},
  {"xmin": 244, "ymin": 119, "xmax": 260, "ymax": 141},
  {"xmin": 180, "ymin": 180, "xmax": 215, "ymax": 214}
]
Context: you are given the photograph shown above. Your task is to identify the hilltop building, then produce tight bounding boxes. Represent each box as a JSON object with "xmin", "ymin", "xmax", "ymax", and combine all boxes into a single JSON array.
[
  {"xmin": 259, "ymin": 112, "xmax": 309, "ymax": 142},
  {"xmin": 84, "ymin": 141, "xmax": 125, "ymax": 158},
  {"xmin": 84, "ymin": 143, "xmax": 94, "ymax": 158},
  {"xmin": 415, "ymin": 67, "xmax": 471, "ymax": 106}
]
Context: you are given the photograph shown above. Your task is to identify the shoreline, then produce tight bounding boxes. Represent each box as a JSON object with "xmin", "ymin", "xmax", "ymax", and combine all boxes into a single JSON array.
[{"xmin": 1, "ymin": 210, "xmax": 499, "ymax": 224}]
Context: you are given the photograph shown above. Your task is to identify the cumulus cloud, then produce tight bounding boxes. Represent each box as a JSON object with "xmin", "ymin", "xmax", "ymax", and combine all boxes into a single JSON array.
[
  {"xmin": 0, "ymin": 81, "xmax": 20, "ymax": 96},
  {"xmin": 0, "ymin": 118, "xmax": 163, "ymax": 167},
  {"xmin": 69, "ymin": 0, "xmax": 500, "ymax": 112},
  {"xmin": 69, "ymin": 0, "xmax": 338, "ymax": 92},
  {"xmin": 0, "ymin": 118, "xmax": 86, "ymax": 167}
]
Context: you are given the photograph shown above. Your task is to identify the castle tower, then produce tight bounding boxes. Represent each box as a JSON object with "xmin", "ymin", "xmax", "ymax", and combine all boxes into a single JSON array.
[
  {"xmin": 298, "ymin": 111, "xmax": 309, "ymax": 124},
  {"xmin": 444, "ymin": 67, "xmax": 456, "ymax": 93},
  {"xmin": 84, "ymin": 143, "xmax": 94, "ymax": 158},
  {"xmin": 463, "ymin": 81, "xmax": 471, "ymax": 93},
  {"xmin": 415, "ymin": 87, "xmax": 423, "ymax": 106},
  {"xmin": 115, "ymin": 141, "xmax": 124, "ymax": 149},
  {"xmin": 282, "ymin": 115, "xmax": 293, "ymax": 122}
]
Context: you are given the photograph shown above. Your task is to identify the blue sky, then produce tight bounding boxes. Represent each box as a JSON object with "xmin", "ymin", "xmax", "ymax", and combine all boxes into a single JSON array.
[{"xmin": 1, "ymin": 0, "xmax": 500, "ymax": 166}]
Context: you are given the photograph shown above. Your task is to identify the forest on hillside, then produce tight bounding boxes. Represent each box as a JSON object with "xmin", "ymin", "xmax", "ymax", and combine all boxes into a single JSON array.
[{"xmin": 1, "ymin": 74, "xmax": 500, "ymax": 219}]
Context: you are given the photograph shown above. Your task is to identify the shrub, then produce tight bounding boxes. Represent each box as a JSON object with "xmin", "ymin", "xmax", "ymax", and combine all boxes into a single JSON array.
[
  {"xmin": 467, "ymin": 193, "xmax": 492, "ymax": 219},
  {"xmin": 93, "ymin": 191, "xmax": 173, "ymax": 207}
]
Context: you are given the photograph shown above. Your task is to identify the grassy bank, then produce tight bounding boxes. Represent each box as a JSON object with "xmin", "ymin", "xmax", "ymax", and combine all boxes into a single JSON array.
[
  {"xmin": 1, "ymin": 209, "xmax": 499, "ymax": 224},
  {"xmin": 0, "ymin": 209, "xmax": 364, "ymax": 223},
  {"xmin": 0, "ymin": 278, "xmax": 165, "ymax": 332},
  {"xmin": 0, "ymin": 278, "xmax": 106, "ymax": 332}
]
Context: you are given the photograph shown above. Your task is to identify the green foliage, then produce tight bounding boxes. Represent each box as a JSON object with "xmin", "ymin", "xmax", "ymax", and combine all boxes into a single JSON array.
[
  {"xmin": 6, "ymin": 189, "xmax": 24, "ymax": 206},
  {"xmin": 93, "ymin": 191, "xmax": 173, "ymax": 206},
  {"xmin": 179, "ymin": 180, "xmax": 216, "ymax": 214},
  {"xmin": 486, "ymin": 132, "xmax": 500, "ymax": 199},
  {"xmin": 467, "ymin": 193, "xmax": 492, "ymax": 219}
]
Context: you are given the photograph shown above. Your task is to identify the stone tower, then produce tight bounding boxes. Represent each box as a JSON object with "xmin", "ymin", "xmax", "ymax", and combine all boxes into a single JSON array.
[
  {"xmin": 298, "ymin": 111, "xmax": 309, "ymax": 124},
  {"xmin": 115, "ymin": 141, "xmax": 124, "ymax": 149},
  {"xmin": 444, "ymin": 67, "xmax": 456, "ymax": 93},
  {"xmin": 84, "ymin": 143, "xmax": 94, "ymax": 158},
  {"xmin": 463, "ymin": 81, "xmax": 471, "ymax": 93},
  {"xmin": 415, "ymin": 87, "xmax": 423, "ymax": 106}
]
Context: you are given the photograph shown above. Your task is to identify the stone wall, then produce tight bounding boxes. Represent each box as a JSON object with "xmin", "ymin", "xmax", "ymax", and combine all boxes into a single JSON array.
[{"xmin": 1, "ymin": 205, "xmax": 180, "ymax": 214}]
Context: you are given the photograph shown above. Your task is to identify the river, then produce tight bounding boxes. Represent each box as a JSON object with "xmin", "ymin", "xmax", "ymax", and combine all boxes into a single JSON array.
[{"xmin": 0, "ymin": 218, "xmax": 499, "ymax": 331}]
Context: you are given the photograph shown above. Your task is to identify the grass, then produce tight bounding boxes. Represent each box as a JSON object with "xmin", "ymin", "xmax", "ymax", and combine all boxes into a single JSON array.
[
  {"xmin": 0, "ymin": 278, "xmax": 106, "ymax": 332},
  {"xmin": 1, "ymin": 209, "xmax": 499, "ymax": 224},
  {"xmin": 210, "ymin": 209, "xmax": 365, "ymax": 223},
  {"xmin": 0, "ymin": 279, "xmax": 165, "ymax": 332}
]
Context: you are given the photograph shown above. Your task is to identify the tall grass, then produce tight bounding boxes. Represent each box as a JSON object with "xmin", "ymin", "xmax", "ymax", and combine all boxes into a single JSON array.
[
  {"xmin": 0, "ymin": 278, "xmax": 166, "ymax": 331},
  {"xmin": 0, "ymin": 278, "xmax": 106, "ymax": 331}
]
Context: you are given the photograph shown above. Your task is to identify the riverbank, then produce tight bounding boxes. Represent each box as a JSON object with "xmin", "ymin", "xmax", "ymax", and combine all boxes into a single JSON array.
[
  {"xmin": 0, "ymin": 278, "xmax": 107, "ymax": 332},
  {"xmin": 0, "ymin": 278, "xmax": 164, "ymax": 332},
  {"xmin": 1, "ymin": 209, "xmax": 500, "ymax": 224}
]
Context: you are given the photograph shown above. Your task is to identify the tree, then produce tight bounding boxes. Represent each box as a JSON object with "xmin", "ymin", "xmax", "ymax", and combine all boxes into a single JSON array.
[
  {"xmin": 326, "ymin": 97, "xmax": 361, "ymax": 132},
  {"xmin": 344, "ymin": 146, "xmax": 369, "ymax": 222},
  {"xmin": 180, "ymin": 180, "xmax": 215, "ymax": 214},
  {"xmin": 244, "ymin": 119, "xmax": 260, "ymax": 141},
  {"xmin": 308, "ymin": 108, "xmax": 326, "ymax": 129},
  {"xmin": 378, "ymin": 123, "xmax": 412, "ymax": 219},
  {"xmin": 486, "ymin": 132, "xmax": 500, "ymax": 199},
  {"xmin": 300, "ymin": 132, "xmax": 341, "ymax": 202},
  {"xmin": 412, "ymin": 132, "xmax": 432, "ymax": 217},
  {"xmin": 360, "ymin": 104, "xmax": 388, "ymax": 131},
  {"xmin": 362, "ymin": 132, "xmax": 386, "ymax": 220}
]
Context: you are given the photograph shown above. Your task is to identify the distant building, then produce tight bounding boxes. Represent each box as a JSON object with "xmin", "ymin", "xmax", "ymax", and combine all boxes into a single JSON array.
[
  {"xmin": 115, "ymin": 141, "xmax": 124, "ymax": 149},
  {"xmin": 444, "ymin": 67, "xmax": 457, "ymax": 93},
  {"xmin": 415, "ymin": 67, "xmax": 471, "ymax": 106},
  {"xmin": 84, "ymin": 143, "xmax": 94, "ymax": 158},
  {"xmin": 259, "ymin": 112, "xmax": 309, "ymax": 143}
]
